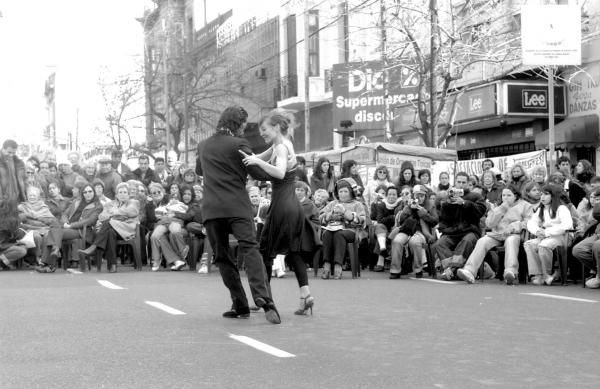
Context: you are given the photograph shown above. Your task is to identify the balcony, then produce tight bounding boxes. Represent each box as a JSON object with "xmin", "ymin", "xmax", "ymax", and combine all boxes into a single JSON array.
[{"xmin": 280, "ymin": 74, "xmax": 298, "ymax": 100}]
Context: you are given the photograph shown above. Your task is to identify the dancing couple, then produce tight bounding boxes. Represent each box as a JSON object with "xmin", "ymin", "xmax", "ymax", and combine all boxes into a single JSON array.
[{"xmin": 197, "ymin": 106, "xmax": 315, "ymax": 324}]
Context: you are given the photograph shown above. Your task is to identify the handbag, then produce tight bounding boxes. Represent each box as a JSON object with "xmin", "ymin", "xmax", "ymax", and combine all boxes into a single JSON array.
[{"xmin": 17, "ymin": 230, "xmax": 36, "ymax": 249}]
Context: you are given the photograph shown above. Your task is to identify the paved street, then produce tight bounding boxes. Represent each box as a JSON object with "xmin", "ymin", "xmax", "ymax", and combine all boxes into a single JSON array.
[{"xmin": 2, "ymin": 267, "xmax": 600, "ymax": 389}]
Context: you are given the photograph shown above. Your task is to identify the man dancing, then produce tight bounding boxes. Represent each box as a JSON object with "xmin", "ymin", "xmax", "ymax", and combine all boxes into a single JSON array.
[{"xmin": 196, "ymin": 106, "xmax": 281, "ymax": 324}]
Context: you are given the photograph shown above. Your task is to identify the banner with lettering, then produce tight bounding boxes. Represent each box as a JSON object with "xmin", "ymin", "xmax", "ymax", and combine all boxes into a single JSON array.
[{"xmin": 455, "ymin": 150, "xmax": 547, "ymax": 178}]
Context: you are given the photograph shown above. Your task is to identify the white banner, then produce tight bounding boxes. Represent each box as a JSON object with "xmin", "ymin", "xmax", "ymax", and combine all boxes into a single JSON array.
[{"xmin": 455, "ymin": 150, "xmax": 547, "ymax": 178}]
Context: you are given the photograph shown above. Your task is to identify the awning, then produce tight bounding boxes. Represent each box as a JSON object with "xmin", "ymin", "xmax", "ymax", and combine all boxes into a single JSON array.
[{"xmin": 535, "ymin": 115, "xmax": 599, "ymax": 149}]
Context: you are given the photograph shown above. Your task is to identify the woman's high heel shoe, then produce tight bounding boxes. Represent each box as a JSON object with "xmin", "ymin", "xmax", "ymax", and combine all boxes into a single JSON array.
[{"xmin": 294, "ymin": 295, "xmax": 314, "ymax": 316}]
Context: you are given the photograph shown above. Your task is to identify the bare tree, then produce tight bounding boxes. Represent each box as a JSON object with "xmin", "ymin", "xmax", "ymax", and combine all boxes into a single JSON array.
[
  {"xmin": 386, "ymin": 0, "xmax": 524, "ymax": 147},
  {"xmin": 98, "ymin": 66, "xmax": 145, "ymax": 151}
]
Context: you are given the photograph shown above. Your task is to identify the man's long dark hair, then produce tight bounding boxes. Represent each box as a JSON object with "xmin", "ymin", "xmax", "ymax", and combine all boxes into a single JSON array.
[{"xmin": 217, "ymin": 106, "xmax": 248, "ymax": 136}]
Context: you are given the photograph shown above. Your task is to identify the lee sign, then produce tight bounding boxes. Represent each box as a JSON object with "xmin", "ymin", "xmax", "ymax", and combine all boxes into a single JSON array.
[{"xmin": 332, "ymin": 61, "xmax": 418, "ymax": 131}]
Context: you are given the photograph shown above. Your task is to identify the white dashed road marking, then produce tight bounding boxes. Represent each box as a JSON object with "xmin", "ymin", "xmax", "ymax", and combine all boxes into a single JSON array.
[
  {"xmin": 410, "ymin": 277, "xmax": 459, "ymax": 284},
  {"xmin": 145, "ymin": 301, "xmax": 186, "ymax": 315},
  {"xmin": 97, "ymin": 280, "xmax": 126, "ymax": 290},
  {"xmin": 521, "ymin": 292, "xmax": 598, "ymax": 303},
  {"xmin": 229, "ymin": 334, "xmax": 295, "ymax": 358},
  {"xmin": 67, "ymin": 269, "xmax": 82, "ymax": 274}
]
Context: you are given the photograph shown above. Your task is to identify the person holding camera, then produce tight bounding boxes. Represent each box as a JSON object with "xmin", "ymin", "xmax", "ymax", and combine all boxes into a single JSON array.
[
  {"xmin": 372, "ymin": 185, "xmax": 402, "ymax": 272},
  {"xmin": 433, "ymin": 172, "xmax": 487, "ymax": 280},
  {"xmin": 389, "ymin": 185, "xmax": 438, "ymax": 279}
]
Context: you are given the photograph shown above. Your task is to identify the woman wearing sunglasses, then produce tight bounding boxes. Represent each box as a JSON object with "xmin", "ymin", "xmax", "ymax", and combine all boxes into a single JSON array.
[{"xmin": 37, "ymin": 184, "xmax": 103, "ymax": 273}]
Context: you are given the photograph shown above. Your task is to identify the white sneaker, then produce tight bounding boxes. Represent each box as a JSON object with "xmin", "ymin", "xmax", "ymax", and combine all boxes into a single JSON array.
[
  {"xmin": 585, "ymin": 277, "xmax": 600, "ymax": 289},
  {"xmin": 456, "ymin": 268, "xmax": 474, "ymax": 284},
  {"xmin": 544, "ymin": 273, "xmax": 555, "ymax": 286},
  {"xmin": 276, "ymin": 269, "xmax": 286, "ymax": 278},
  {"xmin": 170, "ymin": 260, "xmax": 186, "ymax": 271},
  {"xmin": 198, "ymin": 264, "xmax": 208, "ymax": 274},
  {"xmin": 151, "ymin": 262, "xmax": 160, "ymax": 272},
  {"xmin": 531, "ymin": 275, "xmax": 543, "ymax": 286}
]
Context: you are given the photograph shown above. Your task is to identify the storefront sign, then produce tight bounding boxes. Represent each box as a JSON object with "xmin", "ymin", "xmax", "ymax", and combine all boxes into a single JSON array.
[
  {"xmin": 566, "ymin": 63, "xmax": 600, "ymax": 117},
  {"xmin": 332, "ymin": 61, "xmax": 418, "ymax": 131},
  {"xmin": 503, "ymin": 83, "xmax": 566, "ymax": 116},
  {"xmin": 454, "ymin": 84, "xmax": 497, "ymax": 123},
  {"xmin": 455, "ymin": 149, "xmax": 547, "ymax": 178},
  {"xmin": 521, "ymin": 5, "xmax": 581, "ymax": 66}
]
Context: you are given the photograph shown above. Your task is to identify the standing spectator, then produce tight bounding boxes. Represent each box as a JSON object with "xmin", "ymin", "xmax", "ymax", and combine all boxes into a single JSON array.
[
  {"xmin": 111, "ymin": 148, "xmax": 131, "ymax": 179},
  {"xmin": 436, "ymin": 171, "xmax": 451, "ymax": 194},
  {"xmin": 524, "ymin": 184, "xmax": 573, "ymax": 285},
  {"xmin": 295, "ymin": 156, "xmax": 309, "ymax": 184},
  {"xmin": 39, "ymin": 160, "xmax": 51, "ymax": 176},
  {"xmin": 154, "ymin": 157, "xmax": 170, "ymax": 188},
  {"xmin": 310, "ymin": 157, "xmax": 335, "ymax": 198},
  {"xmin": 58, "ymin": 161, "xmax": 83, "ymax": 198},
  {"xmin": 418, "ymin": 169, "xmax": 432, "ymax": 191},
  {"xmin": 68, "ymin": 151, "xmax": 83, "ymax": 175},
  {"xmin": 130, "ymin": 155, "xmax": 158, "ymax": 187},
  {"xmin": 395, "ymin": 161, "xmax": 417, "ymax": 188},
  {"xmin": 81, "ymin": 160, "xmax": 97, "ymax": 183},
  {"xmin": 47, "ymin": 162, "xmax": 59, "ymax": 179},
  {"xmin": 340, "ymin": 159, "xmax": 364, "ymax": 197},
  {"xmin": 96, "ymin": 158, "xmax": 122, "ymax": 200},
  {"xmin": 482, "ymin": 159, "xmax": 494, "ymax": 172},
  {"xmin": 0, "ymin": 139, "xmax": 27, "ymax": 202},
  {"xmin": 433, "ymin": 172, "xmax": 487, "ymax": 280},
  {"xmin": 364, "ymin": 165, "xmax": 393, "ymax": 206}
]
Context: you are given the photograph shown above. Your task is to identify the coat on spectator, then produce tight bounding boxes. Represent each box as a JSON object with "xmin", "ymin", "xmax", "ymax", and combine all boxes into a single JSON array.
[
  {"xmin": 438, "ymin": 189, "xmax": 487, "ymax": 237},
  {"xmin": 130, "ymin": 167, "xmax": 158, "ymax": 188},
  {"xmin": 62, "ymin": 198, "xmax": 103, "ymax": 243},
  {"xmin": 0, "ymin": 153, "xmax": 27, "ymax": 202},
  {"xmin": 526, "ymin": 204, "xmax": 573, "ymax": 237}
]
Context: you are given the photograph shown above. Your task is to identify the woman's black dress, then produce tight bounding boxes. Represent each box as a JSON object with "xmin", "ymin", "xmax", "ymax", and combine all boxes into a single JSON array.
[{"xmin": 259, "ymin": 170, "xmax": 316, "ymax": 264}]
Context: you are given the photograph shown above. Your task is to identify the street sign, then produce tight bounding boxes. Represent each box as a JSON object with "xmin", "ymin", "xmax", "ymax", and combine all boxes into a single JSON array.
[{"xmin": 521, "ymin": 4, "xmax": 581, "ymax": 66}]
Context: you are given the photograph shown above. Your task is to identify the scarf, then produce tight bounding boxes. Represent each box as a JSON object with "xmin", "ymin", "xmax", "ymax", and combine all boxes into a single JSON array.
[
  {"xmin": 437, "ymin": 183, "xmax": 450, "ymax": 191},
  {"xmin": 20, "ymin": 200, "xmax": 55, "ymax": 220},
  {"xmin": 383, "ymin": 198, "xmax": 402, "ymax": 210}
]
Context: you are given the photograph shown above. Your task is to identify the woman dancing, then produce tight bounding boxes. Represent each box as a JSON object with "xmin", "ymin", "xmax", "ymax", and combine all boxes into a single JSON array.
[{"xmin": 240, "ymin": 111, "xmax": 317, "ymax": 315}]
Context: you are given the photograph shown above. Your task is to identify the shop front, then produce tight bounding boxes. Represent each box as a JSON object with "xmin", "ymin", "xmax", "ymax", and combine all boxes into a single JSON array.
[
  {"xmin": 449, "ymin": 80, "xmax": 566, "ymax": 160},
  {"xmin": 536, "ymin": 60, "xmax": 600, "ymax": 169}
]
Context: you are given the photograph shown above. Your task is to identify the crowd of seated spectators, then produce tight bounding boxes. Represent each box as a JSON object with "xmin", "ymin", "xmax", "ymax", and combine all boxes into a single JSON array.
[{"xmin": 2, "ymin": 138, "xmax": 600, "ymax": 290}]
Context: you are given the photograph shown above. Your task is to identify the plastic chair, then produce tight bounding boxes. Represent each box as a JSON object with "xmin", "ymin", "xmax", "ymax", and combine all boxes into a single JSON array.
[
  {"xmin": 115, "ymin": 224, "xmax": 143, "ymax": 271},
  {"xmin": 348, "ymin": 230, "xmax": 361, "ymax": 279}
]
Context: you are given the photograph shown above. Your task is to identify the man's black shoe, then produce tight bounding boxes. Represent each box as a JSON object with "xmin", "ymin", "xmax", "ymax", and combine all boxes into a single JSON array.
[
  {"xmin": 255, "ymin": 298, "xmax": 281, "ymax": 324},
  {"xmin": 222, "ymin": 309, "xmax": 250, "ymax": 319},
  {"xmin": 415, "ymin": 271, "xmax": 423, "ymax": 278},
  {"xmin": 389, "ymin": 273, "xmax": 401, "ymax": 279}
]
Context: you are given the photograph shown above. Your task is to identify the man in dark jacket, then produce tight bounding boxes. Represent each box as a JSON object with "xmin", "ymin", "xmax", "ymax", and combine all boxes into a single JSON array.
[
  {"xmin": 196, "ymin": 106, "xmax": 280, "ymax": 324},
  {"xmin": 433, "ymin": 171, "xmax": 487, "ymax": 280},
  {"xmin": 0, "ymin": 139, "xmax": 27, "ymax": 202},
  {"xmin": 130, "ymin": 155, "xmax": 158, "ymax": 187}
]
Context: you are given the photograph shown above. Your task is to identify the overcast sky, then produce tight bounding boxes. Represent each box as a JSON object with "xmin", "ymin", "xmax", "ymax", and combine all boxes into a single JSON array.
[{"xmin": 0, "ymin": 0, "xmax": 279, "ymax": 148}]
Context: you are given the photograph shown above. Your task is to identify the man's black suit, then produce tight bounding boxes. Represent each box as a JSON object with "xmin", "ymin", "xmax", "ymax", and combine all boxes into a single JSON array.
[{"xmin": 196, "ymin": 132, "xmax": 273, "ymax": 313}]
